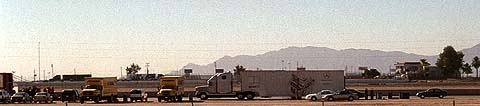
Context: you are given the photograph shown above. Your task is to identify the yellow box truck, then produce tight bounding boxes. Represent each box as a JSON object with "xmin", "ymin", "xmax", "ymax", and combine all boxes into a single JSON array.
[
  {"xmin": 157, "ymin": 76, "xmax": 184, "ymax": 102},
  {"xmin": 80, "ymin": 77, "xmax": 118, "ymax": 103}
]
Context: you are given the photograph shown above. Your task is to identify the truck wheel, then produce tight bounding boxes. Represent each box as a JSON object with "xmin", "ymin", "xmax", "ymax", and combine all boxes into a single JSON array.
[
  {"xmin": 94, "ymin": 97, "xmax": 100, "ymax": 103},
  {"xmin": 246, "ymin": 93, "xmax": 255, "ymax": 100},
  {"xmin": 200, "ymin": 93, "xmax": 208, "ymax": 100},
  {"xmin": 158, "ymin": 97, "xmax": 162, "ymax": 102},
  {"xmin": 177, "ymin": 96, "xmax": 182, "ymax": 102},
  {"xmin": 237, "ymin": 93, "xmax": 245, "ymax": 100},
  {"xmin": 80, "ymin": 98, "xmax": 84, "ymax": 104}
]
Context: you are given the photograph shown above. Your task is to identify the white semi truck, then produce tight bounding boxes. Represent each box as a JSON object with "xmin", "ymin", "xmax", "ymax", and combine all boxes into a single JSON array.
[{"xmin": 194, "ymin": 70, "xmax": 344, "ymax": 100}]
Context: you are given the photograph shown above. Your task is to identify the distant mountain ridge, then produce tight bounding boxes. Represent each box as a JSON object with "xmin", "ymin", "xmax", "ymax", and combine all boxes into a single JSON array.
[{"xmin": 170, "ymin": 44, "xmax": 480, "ymax": 75}]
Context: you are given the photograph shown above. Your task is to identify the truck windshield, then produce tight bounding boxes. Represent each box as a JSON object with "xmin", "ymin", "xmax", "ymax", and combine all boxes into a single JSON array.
[
  {"xmin": 130, "ymin": 90, "xmax": 142, "ymax": 94},
  {"xmin": 85, "ymin": 85, "xmax": 102, "ymax": 89}
]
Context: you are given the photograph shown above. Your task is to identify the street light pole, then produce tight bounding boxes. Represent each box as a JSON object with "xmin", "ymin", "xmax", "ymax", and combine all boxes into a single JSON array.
[{"xmin": 51, "ymin": 64, "xmax": 54, "ymax": 79}]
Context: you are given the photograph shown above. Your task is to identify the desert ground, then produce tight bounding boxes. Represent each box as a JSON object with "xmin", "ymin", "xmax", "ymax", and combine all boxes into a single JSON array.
[{"xmin": 2, "ymin": 96, "xmax": 479, "ymax": 106}]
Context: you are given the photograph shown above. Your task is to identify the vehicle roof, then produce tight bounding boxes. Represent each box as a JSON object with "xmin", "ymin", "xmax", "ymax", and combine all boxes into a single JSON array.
[
  {"xmin": 130, "ymin": 89, "xmax": 144, "ymax": 91},
  {"xmin": 161, "ymin": 76, "xmax": 183, "ymax": 78}
]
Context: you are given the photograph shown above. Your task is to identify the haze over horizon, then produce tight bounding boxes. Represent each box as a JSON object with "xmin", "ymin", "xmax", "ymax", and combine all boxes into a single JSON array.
[{"xmin": 1, "ymin": 0, "xmax": 480, "ymax": 80}]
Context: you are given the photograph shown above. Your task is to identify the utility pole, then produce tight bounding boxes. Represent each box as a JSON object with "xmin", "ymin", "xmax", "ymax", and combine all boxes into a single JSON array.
[
  {"xmin": 214, "ymin": 62, "xmax": 217, "ymax": 71},
  {"xmin": 51, "ymin": 64, "xmax": 54, "ymax": 79},
  {"xmin": 43, "ymin": 70, "xmax": 46, "ymax": 81},
  {"xmin": 33, "ymin": 69, "xmax": 36, "ymax": 81},
  {"xmin": 38, "ymin": 42, "xmax": 41, "ymax": 81},
  {"xmin": 74, "ymin": 68, "xmax": 76, "ymax": 75},
  {"xmin": 120, "ymin": 67, "xmax": 123, "ymax": 79},
  {"xmin": 146, "ymin": 63, "xmax": 150, "ymax": 75}
]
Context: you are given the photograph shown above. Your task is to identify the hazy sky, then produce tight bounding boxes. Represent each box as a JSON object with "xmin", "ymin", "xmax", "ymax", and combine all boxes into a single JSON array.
[{"xmin": 1, "ymin": 0, "xmax": 480, "ymax": 80}]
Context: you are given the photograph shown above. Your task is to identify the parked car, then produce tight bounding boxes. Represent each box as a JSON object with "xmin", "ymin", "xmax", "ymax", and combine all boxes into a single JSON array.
[
  {"xmin": 0, "ymin": 90, "xmax": 11, "ymax": 103},
  {"xmin": 11, "ymin": 92, "xmax": 33, "ymax": 103},
  {"xmin": 61, "ymin": 89, "xmax": 80, "ymax": 102},
  {"xmin": 130, "ymin": 89, "xmax": 148, "ymax": 102},
  {"xmin": 416, "ymin": 88, "xmax": 448, "ymax": 99},
  {"xmin": 344, "ymin": 89, "xmax": 366, "ymax": 98},
  {"xmin": 33, "ymin": 92, "xmax": 53, "ymax": 103},
  {"xmin": 322, "ymin": 90, "xmax": 359, "ymax": 101},
  {"xmin": 305, "ymin": 90, "xmax": 335, "ymax": 101}
]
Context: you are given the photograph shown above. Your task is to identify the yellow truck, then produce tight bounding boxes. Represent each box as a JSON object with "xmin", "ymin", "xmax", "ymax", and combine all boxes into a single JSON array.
[
  {"xmin": 157, "ymin": 76, "xmax": 184, "ymax": 102},
  {"xmin": 80, "ymin": 77, "xmax": 118, "ymax": 103}
]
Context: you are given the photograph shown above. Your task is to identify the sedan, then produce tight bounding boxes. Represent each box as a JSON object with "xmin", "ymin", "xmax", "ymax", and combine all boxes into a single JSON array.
[
  {"xmin": 11, "ymin": 92, "xmax": 33, "ymax": 103},
  {"xmin": 322, "ymin": 90, "xmax": 359, "ymax": 101},
  {"xmin": 416, "ymin": 88, "xmax": 447, "ymax": 99},
  {"xmin": 305, "ymin": 90, "xmax": 335, "ymax": 101},
  {"xmin": 34, "ymin": 92, "xmax": 54, "ymax": 103}
]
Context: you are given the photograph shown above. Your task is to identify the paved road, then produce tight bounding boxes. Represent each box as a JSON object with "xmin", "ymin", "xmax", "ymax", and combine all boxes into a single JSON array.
[{"xmin": 2, "ymin": 96, "xmax": 480, "ymax": 106}]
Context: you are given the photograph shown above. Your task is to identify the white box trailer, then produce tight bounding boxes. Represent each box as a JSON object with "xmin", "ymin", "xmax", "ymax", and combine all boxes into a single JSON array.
[{"xmin": 195, "ymin": 70, "xmax": 344, "ymax": 100}]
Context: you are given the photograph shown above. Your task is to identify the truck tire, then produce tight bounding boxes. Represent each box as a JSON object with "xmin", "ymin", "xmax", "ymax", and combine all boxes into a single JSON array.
[
  {"xmin": 158, "ymin": 97, "xmax": 161, "ymax": 102},
  {"xmin": 80, "ymin": 97, "xmax": 84, "ymax": 104},
  {"xmin": 246, "ymin": 93, "xmax": 255, "ymax": 100},
  {"xmin": 199, "ymin": 93, "xmax": 208, "ymax": 100},
  {"xmin": 177, "ymin": 96, "xmax": 182, "ymax": 102},
  {"xmin": 94, "ymin": 97, "xmax": 100, "ymax": 103},
  {"xmin": 237, "ymin": 93, "xmax": 245, "ymax": 100}
]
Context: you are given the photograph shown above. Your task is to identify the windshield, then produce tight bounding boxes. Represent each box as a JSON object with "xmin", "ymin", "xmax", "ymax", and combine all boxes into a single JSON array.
[
  {"xmin": 14, "ymin": 92, "xmax": 26, "ymax": 96},
  {"xmin": 85, "ymin": 85, "xmax": 102, "ymax": 89},
  {"xmin": 36, "ymin": 93, "xmax": 48, "ymax": 96},
  {"xmin": 130, "ymin": 90, "xmax": 142, "ymax": 94}
]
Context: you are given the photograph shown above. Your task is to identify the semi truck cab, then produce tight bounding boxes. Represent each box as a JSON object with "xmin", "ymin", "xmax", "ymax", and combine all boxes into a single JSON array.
[{"xmin": 195, "ymin": 72, "xmax": 252, "ymax": 100}]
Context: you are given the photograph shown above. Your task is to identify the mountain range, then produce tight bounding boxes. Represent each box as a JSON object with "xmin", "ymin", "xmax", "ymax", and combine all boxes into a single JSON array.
[{"xmin": 169, "ymin": 43, "xmax": 480, "ymax": 75}]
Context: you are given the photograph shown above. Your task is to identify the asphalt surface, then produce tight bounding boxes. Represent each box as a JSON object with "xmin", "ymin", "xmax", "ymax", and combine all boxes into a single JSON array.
[{"xmin": 1, "ymin": 96, "xmax": 480, "ymax": 106}]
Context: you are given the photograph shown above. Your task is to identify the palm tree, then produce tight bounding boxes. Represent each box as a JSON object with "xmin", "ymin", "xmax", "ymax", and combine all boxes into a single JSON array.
[
  {"xmin": 462, "ymin": 63, "xmax": 473, "ymax": 78},
  {"xmin": 472, "ymin": 56, "xmax": 480, "ymax": 78},
  {"xmin": 420, "ymin": 59, "xmax": 431, "ymax": 80}
]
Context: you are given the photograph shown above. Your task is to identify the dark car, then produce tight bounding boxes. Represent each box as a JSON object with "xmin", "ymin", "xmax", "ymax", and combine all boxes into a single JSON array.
[
  {"xmin": 61, "ymin": 89, "xmax": 80, "ymax": 102},
  {"xmin": 11, "ymin": 92, "xmax": 33, "ymax": 103},
  {"xmin": 33, "ymin": 92, "xmax": 53, "ymax": 103},
  {"xmin": 416, "ymin": 88, "xmax": 447, "ymax": 99},
  {"xmin": 344, "ymin": 89, "xmax": 366, "ymax": 98}
]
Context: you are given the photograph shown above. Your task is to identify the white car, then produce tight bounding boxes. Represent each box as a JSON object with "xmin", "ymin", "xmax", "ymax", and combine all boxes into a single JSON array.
[
  {"xmin": 305, "ymin": 90, "xmax": 335, "ymax": 101},
  {"xmin": 130, "ymin": 89, "xmax": 148, "ymax": 102}
]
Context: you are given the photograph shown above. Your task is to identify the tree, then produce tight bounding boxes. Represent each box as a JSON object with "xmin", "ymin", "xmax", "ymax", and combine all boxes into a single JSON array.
[
  {"xmin": 418, "ymin": 59, "xmax": 431, "ymax": 80},
  {"xmin": 233, "ymin": 65, "xmax": 246, "ymax": 80},
  {"xmin": 462, "ymin": 63, "xmax": 473, "ymax": 78},
  {"xmin": 472, "ymin": 56, "xmax": 480, "ymax": 78},
  {"xmin": 435, "ymin": 46, "xmax": 464, "ymax": 79},
  {"xmin": 126, "ymin": 63, "xmax": 141, "ymax": 75},
  {"xmin": 362, "ymin": 69, "xmax": 381, "ymax": 79},
  {"xmin": 290, "ymin": 74, "xmax": 314, "ymax": 99}
]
